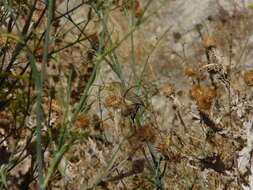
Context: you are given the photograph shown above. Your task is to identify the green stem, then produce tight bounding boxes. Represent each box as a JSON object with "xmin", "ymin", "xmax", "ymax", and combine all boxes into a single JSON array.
[
  {"xmin": 42, "ymin": 139, "xmax": 74, "ymax": 189},
  {"xmin": 35, "ymin": 0, "xmax": 55, "ymax": 189}
]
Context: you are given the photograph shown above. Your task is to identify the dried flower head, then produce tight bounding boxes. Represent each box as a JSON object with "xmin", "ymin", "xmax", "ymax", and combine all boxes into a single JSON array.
[
  {"xmin": 0, "ymin": 33, "xmax": 7, "ymax": 46},
  {"xmin": 75, "ymin": 114, "xmax": 91, "ymax": 130},
  {"xmin": 134, "ymin": 0, "xmax": 142, "ymax": 17},
  {"xmin": 161, "ymin": 85, "xmax": 175, "ymax": 97},
  {"xmin": 33, "ymin": 44, "xmax": 44, "ymax": 58},
  {"xmin": 189, "ymin": 85, "xmax": 205, "ymax": 100},
  {"xmin": 244, "ymin": 71, "xmax": 253, "ymax": 86},
  {"xmin": 51, "ymin": 100, "xmax": 62, "ymax": 113},
  {"xmin": 0, "ymin": 111, "xmax": 13, "ymax": 131},
  {"xmin": 184, "ymin": 67, "xmax": 198, "ymax": 77},
  {"xmin": 189, "ymin": 85, "xmax": 216, "ymax": 110},
  {"xmin": 189, "ymin": 85, "xmax": 216, "ymax": 100},
  {"xmin": 104, "ymin": 94, "xmax": 122, "ymax": 109},
  {"xmin": 196, "ymin": 96, "xmax": 213, "ymax": 110},
  {"xmin": 127, "ymin": 124, "xmax": 156, "ymax": 149},
  {"xmin": 135, "ymin": 124, "xmax": 156, "ymax": 143},
  {"xmin": 202, "ymin": 36, "xmax": 217, "ymax": 48},
  {"xmin": 120, "ymin": 0, "xmax": 142, "ymax": 17}
]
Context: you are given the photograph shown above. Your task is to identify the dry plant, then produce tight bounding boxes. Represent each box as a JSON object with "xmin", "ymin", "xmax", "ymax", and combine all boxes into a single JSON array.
[{"xmin": 1, "ymin": 0, "xmax": 253, "ymax": 190}]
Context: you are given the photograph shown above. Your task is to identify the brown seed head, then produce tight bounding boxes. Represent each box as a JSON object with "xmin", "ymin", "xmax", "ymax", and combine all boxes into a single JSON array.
[
  {"xmin": 135, "ymin": 124, "xmax": 156, "ymax": 143},
  {"xmin": 184, "ymin": 67, "xmax": 198, "ymax": 77},
  {"xmin": 75, "ymin": 114, "xmax": 91, "ymax": 130},
  {"xmin": 202, "ymin": 36, "xmax": 216, "ymax": 48},
  {"xmin": 189, "ymin": 85, "xmax": 205, "ymax": 100},
  {"xmin": 161, "ymin": 85, "xmax": 175, "ymax": 97},
  {"xmin": 51, "ymin": 100, "xmax": 62, "ymax": 113},
  {"xmin": 189, "ymin": 85, "xmax": 216, "ymax": 110},
  {"xmin": 0, "ymin": 34, "xmax": 7, "ymax": 46},
  {"xmin": 196, "ymin": 96, "xmax": 212, "ymax": 110},
  {"xmin": 33, "ymin": 44, "xmax": 44, "ymax": 57},
  {"xmin": 104, "ymin": 94, "xmax": 122, "ymax": 109},
  {"xmin": 128, "ymin": 124, "xmax": 156, "ymax": 149},
  {"xmin": 244, "ymin": 71, "xmax": 253, "ymax": 86}
]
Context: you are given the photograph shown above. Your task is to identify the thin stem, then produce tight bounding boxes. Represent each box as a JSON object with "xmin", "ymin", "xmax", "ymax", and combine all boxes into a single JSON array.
[{"xmin": 35, "ymin": 0, "xmax": 55, "ymax": 189}]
